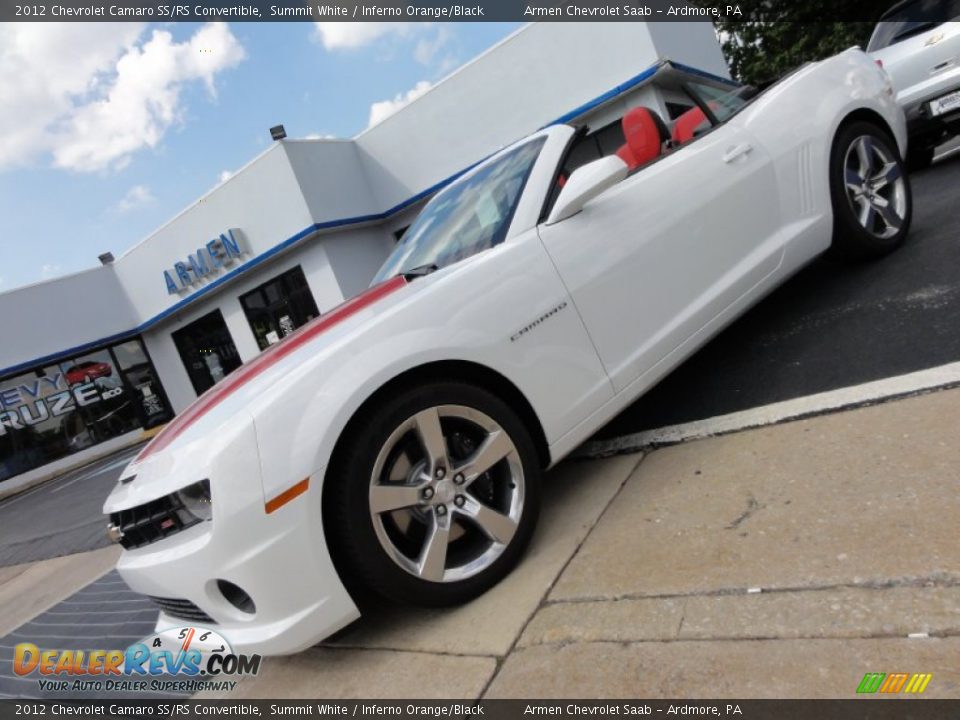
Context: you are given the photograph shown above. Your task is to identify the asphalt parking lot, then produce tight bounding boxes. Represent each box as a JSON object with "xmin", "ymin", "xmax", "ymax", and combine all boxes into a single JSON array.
[{"xmin": 0, "ymin": 446, "xmax": 141, "ymax": 567}]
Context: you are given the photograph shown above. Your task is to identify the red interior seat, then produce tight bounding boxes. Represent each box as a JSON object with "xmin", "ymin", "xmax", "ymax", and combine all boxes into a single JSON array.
[
  {"xmin": 615, "ymin": 107, "xmax": 669, "ymax": 171},
  {"xmin": 672, "ymin": 106, "xmax": 709, "ymax": 144}
]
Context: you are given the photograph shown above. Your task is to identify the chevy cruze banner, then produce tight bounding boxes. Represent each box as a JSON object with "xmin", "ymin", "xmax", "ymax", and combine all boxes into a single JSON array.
[{"xmin": 0, "ymin": 340, "xmax": 170, "ymax": 481}]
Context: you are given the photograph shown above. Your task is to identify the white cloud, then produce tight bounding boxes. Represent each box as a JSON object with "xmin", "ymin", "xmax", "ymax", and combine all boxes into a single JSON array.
[
  {"xmin": 0, "ymin": 23, "xmax": 143, "ymax": 170},
  {"xmin": 218, "ymin": 169, "xmax": 234, "ymax": 183},
  {"xmin": 113, "ymin": 184, "xmax": 155, "ymax": 213},
  {"xmin": 40, "ymin": 264, "xmax": 63, "ymax": 280},
  {"xmin": 368, "ymin": 80, "xmax": 433, "ymax": 128},
  {"xmin": 314, "ymin": 23, "xmax": 452, "ymax": 68},
  {"xmin": 0, "ymin": 22, "xmax": 245, "ymax": 173},
  {"xmin": 414, "ymin": 26, "xmax": 453, "ymax": 66},
  {"xmin": 54, "ymin": 24, "xmax": 245, "ymax": 172},
  {"xmin": 313, "ymin": 23, "xmax": 415, "ymax": 50}
]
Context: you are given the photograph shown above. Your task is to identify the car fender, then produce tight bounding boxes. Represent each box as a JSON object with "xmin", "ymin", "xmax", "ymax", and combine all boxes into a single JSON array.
[
  {"xmin": 732, "ymin": 49, "xmax": 907, "ymax": 253},
  {"xmin": 248, "ymin": 234, "xmax": 613, "ymax": 507}
]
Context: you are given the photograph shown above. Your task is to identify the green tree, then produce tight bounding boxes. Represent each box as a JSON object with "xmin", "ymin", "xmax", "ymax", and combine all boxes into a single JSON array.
[{"xmin": 694, "ymin": 2, "xmax": 889, "ymax": 85}]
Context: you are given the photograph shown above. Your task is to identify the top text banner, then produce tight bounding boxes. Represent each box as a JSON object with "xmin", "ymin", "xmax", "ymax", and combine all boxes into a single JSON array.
[{"xmin": 0, "ymin": 0, "xmax": 943, "ymax": 22}]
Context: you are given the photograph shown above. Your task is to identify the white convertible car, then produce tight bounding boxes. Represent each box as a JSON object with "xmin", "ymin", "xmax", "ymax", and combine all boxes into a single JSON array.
[{"xmin": 104, "ymin": 49, "xmax": 912, "ymax": 654}]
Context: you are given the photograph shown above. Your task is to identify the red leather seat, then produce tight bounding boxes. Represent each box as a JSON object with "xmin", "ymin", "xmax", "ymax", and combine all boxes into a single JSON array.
[
  {"xmin": 615, "ymin": 107, "xmax": 670, "ymax": 171},
  {"xmin": 672, "ymin": 106, "xmax": 709, "ymax": 144}
]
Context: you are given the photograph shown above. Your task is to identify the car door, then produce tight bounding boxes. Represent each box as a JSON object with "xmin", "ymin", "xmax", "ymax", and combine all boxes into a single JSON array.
[{"xmin": 537, "ymin": 121, "xmax": 783, "ymax": 394}]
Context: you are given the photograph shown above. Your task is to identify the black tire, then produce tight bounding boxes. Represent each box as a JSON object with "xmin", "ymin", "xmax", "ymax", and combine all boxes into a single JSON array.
[
  {"xmin": 830, "ymin": 121, "xmax": 912, "ymax": 261},
  {"xmin": 325, "ymin": 381, "xmax": 541, "ymax": 608},
  {"xmin": 906, "ymin": 143, "xmax": 935, "ymax": 172}
]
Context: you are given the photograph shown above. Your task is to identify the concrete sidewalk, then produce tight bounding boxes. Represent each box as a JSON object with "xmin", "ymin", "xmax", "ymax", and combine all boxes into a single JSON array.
[
  {"xmin": 4, "ymin": 388, "xmax": 958, "ymax": 699},
  {"xmin": 208, "ymin": 387, "xmax": 960, "ymax": 699},
  {"xmin": 0, "ymin": 546, "xmax": 120, "ymax": 637}
]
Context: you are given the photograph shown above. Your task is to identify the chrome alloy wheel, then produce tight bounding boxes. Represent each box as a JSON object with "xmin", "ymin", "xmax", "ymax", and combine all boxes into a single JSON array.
[
  {"xmin": 843, "ymin": 135, "xmax": 908, "ymax": 240},
  {"xmin": 368, "ymin": 404, "xmax": 525, "ymax": 583}
]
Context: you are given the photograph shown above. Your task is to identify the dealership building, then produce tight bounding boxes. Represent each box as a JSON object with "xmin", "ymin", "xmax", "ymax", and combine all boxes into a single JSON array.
[{"xmin": 0, "ymin": 22, "xmax": 730, "ymax": 485}]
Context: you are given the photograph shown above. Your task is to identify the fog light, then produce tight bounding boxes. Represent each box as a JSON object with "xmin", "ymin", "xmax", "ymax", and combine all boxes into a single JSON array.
[
  {"xmin": 106, "ymin": 522, "xmax": 124, "ymax": 544},
  {"xmin": 217, "ymin": 579, "xmax": 256, "ymax": 614}
]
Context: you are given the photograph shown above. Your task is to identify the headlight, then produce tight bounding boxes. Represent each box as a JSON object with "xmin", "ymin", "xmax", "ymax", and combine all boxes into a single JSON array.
[{"xmin": 177, "ymin": 479, "xmax": 212, "ymax": 522}]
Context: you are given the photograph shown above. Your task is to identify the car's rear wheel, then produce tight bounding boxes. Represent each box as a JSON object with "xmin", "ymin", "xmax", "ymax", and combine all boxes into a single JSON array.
[
  {"xmin": 326, "ymin": 381, "xmax": 541, "ymax": 607},
  {"xmin": 830, "ymin": 121, "xmax": 912, "ymax": 260}
]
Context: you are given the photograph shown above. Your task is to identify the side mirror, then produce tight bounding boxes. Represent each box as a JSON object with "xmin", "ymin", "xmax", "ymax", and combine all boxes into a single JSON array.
[{"xmin": 545, "ymin": 155, "xmax": 629, "ymax": 225}]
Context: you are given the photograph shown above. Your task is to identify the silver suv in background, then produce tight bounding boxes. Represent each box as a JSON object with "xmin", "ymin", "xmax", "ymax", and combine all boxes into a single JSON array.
[{"xmin": 868, "ymin": 1, "xmax": 960, "ymax": 169}]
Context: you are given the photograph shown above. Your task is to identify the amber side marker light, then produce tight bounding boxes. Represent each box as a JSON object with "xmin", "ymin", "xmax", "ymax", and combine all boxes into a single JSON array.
[{"xmin": 265, "ymin": 478, "xmax": 310, "ymax": 514}]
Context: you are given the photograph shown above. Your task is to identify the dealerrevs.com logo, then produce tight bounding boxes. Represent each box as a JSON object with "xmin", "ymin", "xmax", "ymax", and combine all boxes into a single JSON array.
[{"xmin": 13, "ymin": 626, "xmax": 261, "ymax": 694}]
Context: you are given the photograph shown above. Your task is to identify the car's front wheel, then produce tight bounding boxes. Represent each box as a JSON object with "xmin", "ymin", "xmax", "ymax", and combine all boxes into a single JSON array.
[
  {"xmin": 830, "ymin": 121, "xmax": 912, "ymax": 260},
  {"xmin": 326, "ymin": 381, "xmax": 541, "ymax": 607}
]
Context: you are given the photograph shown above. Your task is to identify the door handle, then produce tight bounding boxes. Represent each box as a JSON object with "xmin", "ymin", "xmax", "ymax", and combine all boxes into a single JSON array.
[{"xmin": 723, "ymin": 143, "xmax": 754, "ymax": 163}]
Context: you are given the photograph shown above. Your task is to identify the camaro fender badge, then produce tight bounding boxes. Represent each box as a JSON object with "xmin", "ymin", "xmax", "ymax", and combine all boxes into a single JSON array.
[
  {"xmin": 510, "ymin": 302, "xmax": 568, "ymax": 342},
  {"xmin": 925, "ymin": 33, "xmax": 945, "ymax": 47}
]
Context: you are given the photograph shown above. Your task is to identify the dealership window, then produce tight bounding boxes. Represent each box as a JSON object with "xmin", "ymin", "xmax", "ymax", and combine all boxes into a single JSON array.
[
  {"xmin": 239, "ymin": 266, "xmax": 320, "ymax": 351},
  {"xmin": 172, "ymin": 310, "xmax": 243, "ymax": 396},
  {"xmin": 0, "ymin": 338, "xmax": 172, "ymax": 483}
]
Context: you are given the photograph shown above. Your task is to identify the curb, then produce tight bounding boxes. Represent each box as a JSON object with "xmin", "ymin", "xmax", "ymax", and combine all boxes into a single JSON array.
[{"xmin": 576, "ymin": 361, "xmax": 960, "ymax": 458}]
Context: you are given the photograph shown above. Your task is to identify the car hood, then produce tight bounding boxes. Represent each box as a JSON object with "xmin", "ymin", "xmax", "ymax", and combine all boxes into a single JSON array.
[
  {"xmin": 102, "ymin": 410, "xmax": 259, "ymax": 513},
  {"xmin": 105, "ymin": 275, "xmax": 411, "ymax": 507}
]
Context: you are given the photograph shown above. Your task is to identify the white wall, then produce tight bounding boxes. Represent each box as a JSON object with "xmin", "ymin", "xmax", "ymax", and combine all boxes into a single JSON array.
[
  {"xmin": 142, "ymin": 233, "xmax": 353, "ymax": 412},
  {"xmin": 0, "ymin": 267, "xmax": 136, "ymax": 374},
  {"xmin": 354, "ymin": 23, "xmax": 665, "ymax": 211},
  {"xmin": 114, "ymin": 144, "xmax": 319, "ymax": 325},
  {"xmin": 322, "ymin": 228, "xmax": 396, "ymax": 299},
  {"xmin": 283, "ymin": 140, "xmax": 378, "ymax": 222},
  {"xmin": 643, "ymin": 22, "xmax": 730, "ymax": 79}
]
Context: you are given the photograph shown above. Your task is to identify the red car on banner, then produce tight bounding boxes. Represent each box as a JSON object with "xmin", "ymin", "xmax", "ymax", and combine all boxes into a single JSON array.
[{"xmin": 64, "ymin": 361, "xmax": 113, "ymax": 386}]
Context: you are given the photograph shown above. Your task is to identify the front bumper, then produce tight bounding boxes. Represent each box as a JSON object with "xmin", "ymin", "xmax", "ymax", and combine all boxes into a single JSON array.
[{"xmin": 107, "ymin": 421, "xmax": 360, "ymax": 655}]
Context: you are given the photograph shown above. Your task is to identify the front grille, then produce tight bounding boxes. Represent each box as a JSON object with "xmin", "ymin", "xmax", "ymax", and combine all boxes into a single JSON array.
[
  {"xmin": 110, "ymin": 492, "xmax": 201, "ymax": 549},
  {"xmin": 148, "ymin": 596, "xmax": 216, "ymax": 624}
]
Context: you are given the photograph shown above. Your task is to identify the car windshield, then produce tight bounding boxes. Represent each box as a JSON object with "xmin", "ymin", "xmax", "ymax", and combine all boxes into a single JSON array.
[
  {"xmin": 868, "ymin": 0, "xmax": 960, "ymax": 50},
  {"xmin": 371, "ymin": 136, "xmax": 546, "ymax": 284},
  {"xmin": 684, "ymin": 81, "xmax": 750, "ymax": 124}
]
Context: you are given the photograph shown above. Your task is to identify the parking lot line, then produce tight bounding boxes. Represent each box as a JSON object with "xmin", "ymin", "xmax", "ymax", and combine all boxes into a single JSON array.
[
  {"xmin": 49, "ymin": 454, "xmax": 136, "ymax": 494},
  {"xmin": 579, "ymin": 359, "xmax": 960, "ymax": 456},
  {"xmin": 935, "ymin": 145, "xmax": 960, "ymax": 163}
]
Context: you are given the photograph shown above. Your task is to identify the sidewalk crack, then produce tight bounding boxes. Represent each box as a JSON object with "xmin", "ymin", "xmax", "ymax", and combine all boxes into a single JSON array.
[
  {"xmin": 725, "ymin": 493, "xmax": 763, "ymax": 530},
  {"xmin": 477, "ymin": 451, "xmax": 648, "ymax": 700},
  {"xmin": 675, "ymin": 598, "xmax": 688, "ymax": 639}
]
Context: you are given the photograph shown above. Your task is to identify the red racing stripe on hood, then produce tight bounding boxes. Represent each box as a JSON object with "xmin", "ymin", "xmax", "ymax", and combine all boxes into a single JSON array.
[{"xmin": 137, "ymin": 275, "xmax": 408, "ymax": 461}]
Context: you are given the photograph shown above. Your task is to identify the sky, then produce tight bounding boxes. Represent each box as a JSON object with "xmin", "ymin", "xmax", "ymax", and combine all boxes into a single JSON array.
[{"xmin": 0, "ymin": 21, "xmax": 523, "ymax": 293}]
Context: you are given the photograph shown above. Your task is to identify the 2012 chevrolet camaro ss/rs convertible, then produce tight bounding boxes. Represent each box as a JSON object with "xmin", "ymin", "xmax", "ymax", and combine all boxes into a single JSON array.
[{"xmin": 104, "ymin": 50, "xmax": 912, "ymax": 655}]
